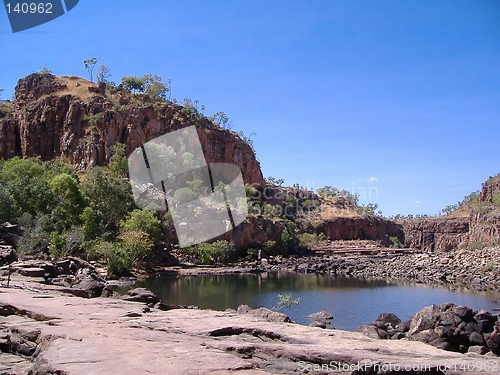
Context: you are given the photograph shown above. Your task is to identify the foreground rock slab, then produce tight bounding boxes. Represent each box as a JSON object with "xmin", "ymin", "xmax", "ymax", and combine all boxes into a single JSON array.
[{"xmin": 0, "ymin": 277, "xmax": 499, "ymax": 374}]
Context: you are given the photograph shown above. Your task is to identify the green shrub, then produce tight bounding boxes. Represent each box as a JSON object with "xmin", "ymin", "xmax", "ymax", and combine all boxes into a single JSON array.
[
  {"xmin": 109, "ymin": 143, "xmax": 128, "ymax": 177},
  {"xmin": 80, "ymin": 167, "xmax": 134, "ymax": 230},
  {"xmin": 467, "ymin": 242, "xmax": 485, "ymax": 251},
  {"xmin": 280, "ymin": 220, "xmax": 300, "ymax": 252},
  {"xmin": 17, "ymin": 214, "xmax": 52, "ymax": 255},
  {"xmin": 193, "ymin": 240, "xmax": 234, "ymax": 265},
  {"xmin": 263, "ymin": 240, "xmax": 276, "ymax": 252},
  {"xmin": 120, "ymin": 209, "xmax": 162, "ymax": 242},
  {"xmin": 118, "ymin": 230, "xmax": 154, "ymax": 263},
  {"xmin": 298, "ymin": 232, "xmax": 325, "ymax": 249},
  {"xmin": 246, "ymin": 248, "xmax": 259, "ymax": 260},
  {"xmin": 389, "ymin": 236, "xmax": 403, "ymax": 248},
  {"xmin": 275, "ymin": 293, "xmax": 300, "ymax": 311},
  {"xmin": 263, "ymin": 204, "xmax": 282, "ymax": 219},
  {"xmin": 49, "ymin": 232, "xmax": 68, "ymax": 259},
  {"xmin": 493, "ymin": 193, "xmax": 500, "ymax": 207},
  {"xmin": 0, "ymin": 185, "xmax": 20, "ymax": 223}
]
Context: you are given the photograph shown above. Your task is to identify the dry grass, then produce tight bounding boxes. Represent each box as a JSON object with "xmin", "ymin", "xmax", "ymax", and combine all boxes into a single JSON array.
[{"xmin": 56, "ymin": 76, "xmax": 100, "ymax": 102}]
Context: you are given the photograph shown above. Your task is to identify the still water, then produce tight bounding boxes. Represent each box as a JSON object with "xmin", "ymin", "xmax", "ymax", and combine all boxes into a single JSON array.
[{"xmin": 133, "ymin": 272, "xmax": 500, "ymax": 331}]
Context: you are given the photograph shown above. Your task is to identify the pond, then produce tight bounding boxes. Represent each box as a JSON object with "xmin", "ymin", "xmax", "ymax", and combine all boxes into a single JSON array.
[{"xmin": 129, "ymin": 272, "xmax": 500, "ymax": 331}]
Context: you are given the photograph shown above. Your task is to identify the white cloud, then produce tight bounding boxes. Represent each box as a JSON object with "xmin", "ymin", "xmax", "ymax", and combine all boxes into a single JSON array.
[
  {"xmin": 411, "ymin": 200, "xmax": 422, "ymax": 204},
  {"xmin": 368, "ymin": 177, "xmax": 379, "ymax": 182}
]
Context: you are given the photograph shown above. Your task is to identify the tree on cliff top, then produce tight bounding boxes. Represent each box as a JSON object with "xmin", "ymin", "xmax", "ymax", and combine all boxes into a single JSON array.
[
  {"xmin": 121, "ymin": 75, "xmax": 168, "ymax": 101},
  {"xmin": 84, "ymin": 58, "xmax": 98, "ymax": 83},
  {"xmin": 121, "ymin": 76, "xmax": 146, "ymax": 93}
]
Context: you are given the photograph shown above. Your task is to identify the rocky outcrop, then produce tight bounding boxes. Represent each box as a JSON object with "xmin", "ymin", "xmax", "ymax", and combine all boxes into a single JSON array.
[
  {"xmin": 0, "ymin": 73, "xmax": 264, "ymax": 186},
  {"xmin": 480, "ymin": 176, "xmax": 500, "ymax": 204},
  {"xmin": 403, "ymin": 175, "xmax": 500, "ymax": 251},
  {"xmin": 358, "ymin": 304, "xmax": 500, "ymax": 356},
  {"xmin": 318, "ymin": 216, "xmax": 404, "ymax": 246},
  {"xmin": 407, "ymin": 303, "xmax": 500, "ymax": 355},
  {"xmin": 403, "ymin": 217, "xmax": 470, "ymax": 252},
  {"xmin": 1, "ymin": 275, "xmax": 498, "ymax": 374}
]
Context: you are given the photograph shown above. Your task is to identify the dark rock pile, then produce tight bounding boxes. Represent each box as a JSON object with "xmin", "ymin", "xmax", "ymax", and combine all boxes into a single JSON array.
[
  {"xmin": 358, "ymin": 303, "xmax": 499, "ymax": 356},
  {"xmin": 252, "ymin": 247, "xmax": 500, "ymax": 292}
]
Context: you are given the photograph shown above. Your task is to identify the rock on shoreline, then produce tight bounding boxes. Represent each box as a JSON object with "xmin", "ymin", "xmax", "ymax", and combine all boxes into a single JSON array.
[
  {"xmin": 249, "ymin": 247, "xmax": 500, "ymax": 292},
  {"xmin": 357, "ymin": 304, "xmax": 500, "ymax": 356},
  {"xmin": 1, "ymin": 276, "xmax": 499, "ymax": 374}
]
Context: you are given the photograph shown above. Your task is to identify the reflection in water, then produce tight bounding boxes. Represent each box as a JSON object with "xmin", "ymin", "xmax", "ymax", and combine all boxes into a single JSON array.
[{"xmin": 131, "ymin": 272, "xmax": 499, "ymax": 331}]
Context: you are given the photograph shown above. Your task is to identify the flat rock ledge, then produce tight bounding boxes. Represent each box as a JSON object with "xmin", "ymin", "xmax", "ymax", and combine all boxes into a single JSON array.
[{"xmin": 1, "ymin": 277, "xmax": 499, "ymax": 375}]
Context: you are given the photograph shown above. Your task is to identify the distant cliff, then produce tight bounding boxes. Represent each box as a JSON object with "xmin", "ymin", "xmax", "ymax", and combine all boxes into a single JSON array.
[
  {"xmin": 0, "ymin": 73, "xmax": 265, "ymax": 186},
  {"xmin": 404, "ymin": 175, "xmax": 500, "ymax": 251}
]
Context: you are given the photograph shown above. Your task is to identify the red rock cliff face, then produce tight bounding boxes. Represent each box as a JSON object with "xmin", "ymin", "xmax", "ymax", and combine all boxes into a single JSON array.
[
  {"xmin": 0, "ymin": 74, "xmax": 264, "ymax": 187},
  {"xmin": 403, "ymin": 217, "xmax": 470, "ymax": 252},
  {"xmin": 404, "ymin": 175, "xmax": 500, "ymax": 251},
  {"xmin": 318, "ymin": 216, "xmax": 404, "ymax": 246}
]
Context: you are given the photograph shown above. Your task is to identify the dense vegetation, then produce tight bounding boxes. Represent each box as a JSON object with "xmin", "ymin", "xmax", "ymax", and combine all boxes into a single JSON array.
[{"xmin": 0, "ymin": 147, "xmax": 166, "ymax": 277}]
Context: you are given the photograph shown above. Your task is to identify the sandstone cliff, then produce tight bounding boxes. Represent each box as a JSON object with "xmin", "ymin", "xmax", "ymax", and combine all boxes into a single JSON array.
[
  {"xmin": 404, "ymin": 175, "xmax": 500, "ymax": 251},
  {"xmin": 0, "ymin": 73, "xmax": 408, "ymax": 251},
  {"xmin": 0, "ymin": 73, "xmax": 264, "ymax": 186},
  {"xmin": 318, "ymin": 216, "xmax": 403, "ymax": 245}
]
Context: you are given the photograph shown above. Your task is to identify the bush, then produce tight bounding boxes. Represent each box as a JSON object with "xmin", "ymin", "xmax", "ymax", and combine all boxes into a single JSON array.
[
  {"xmin": 17, "ymin": 214, "xmax": 52, "ymax": 255},
  {"xmin": 120, "ymin": 209, "xmax": 162, "ymax": 242},
  {"xmin": 0, "ymin": 185, "xmax": 20, "ymax": 223},
  {"xmin": 467, "ymin": 242, "xmax": 485, "ymax": 251},
  {"xmin": 91, "ymin": 232, "xmax": 153, "ymax": 277},
  {"xmin": 275, "ymin": 293, "xmax": 300, "ymax": 311},
  {"xmin": 298, "ymin": 232, "xmax": 325, "ymax": 249},
  {"xmin": 263, "ymin": 240, "xmax": 276, "ymax": 252},
  {"xmin": 246, "ymin": 248, "xmax": 259, "ymax": 260},
  {"xmin": 49, "ymin": 232, "xmax": 68, "ymax": 259},
  {"xmin": 118, "ymin": 230, "xmax": 154, "ymax": 263},
  {"xmin": 91, "ymin": 240, "xmax": 129, "ymax": 277},
  {"xmin": 263, "ymin": 204, "xmax": 282, "ymax": 219},
  {"xmin": 80, "ymin": 167, "xmax": 134, "ymax": 230},
  {"xmin": 493, "ymin": 193, "xmax": 500, "ymax": 207},
  {"xmin": 192, "ymin": 240, "xmax": 234, "ymax": 265},
  {"xmin": 109, "ymin": 143, "xmax": 128, "ymax": 177},
  {"xmin": 281, "ymin": 220, "xmax": 299, "ymax": 251},
  {"xmin": 389, "ymin": 236, "xmax": 403, "ymax": 248}
]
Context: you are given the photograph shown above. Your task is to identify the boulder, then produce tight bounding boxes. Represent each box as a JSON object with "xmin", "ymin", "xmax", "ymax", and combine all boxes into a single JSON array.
[
  {"xmin": 236, "ymin": 305, "xmax": 291, "ymax": 323},
  {"xmin": 469, "ymin": 331, "xmax": 486, "ymax": 346},
  {"xmin": 356, "ymin": 325, "xmax": 388, "ymax": 339},
  {"xmin": 123, "ymin": 288, "xmax": 160, "ymax": 305},
  {"xmin": 307, "ymin": 310, "xmax": 333, "ymax": 323},
  {"xmin": 474, "ymin": 310, "xmax": 496, "ymax": 333},
  {"xmin": 17, "ymin": 267, "xmax": 45, "ymax": 278},
  {"xmin": 0, "ymin": 223, "xmax": 21, "ymax": 247},
  {"xmin": 309, "ymin": 321, "xmax": 327, "ymax": 329},
  {"xmin": 408, "ymin": 305, "xmax": 443, "ymax": 336},
  {"xmin": 0, "ymin": 246, "xmax": 17, "ymax": 266},
  {"xmin": 467, "ymin": 346, "xmax": 489, "ymax": 355},
  {"xmin": 376, "ymin": 312, "xmax": 402, "ymax": 327},
  {"xmin": 72, "ymin": 276, "xmax": 106, "ymax": 298},
  {"xmin": 452, "ymin": 305, "xmax": 474, "ymax": 321}
]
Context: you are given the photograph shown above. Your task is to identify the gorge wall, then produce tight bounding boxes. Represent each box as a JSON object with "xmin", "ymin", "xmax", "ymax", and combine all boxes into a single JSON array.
[
  {"xmin": 0, "ymin": 73, "xmax": 265, "ymax": 186},
  {"xmin": 404, "ymin": 176, "xmax": 500, "ymax": 251},
  {"xmin": 318, "ymin": 216, "xmax": 404, "ymax": 246}
]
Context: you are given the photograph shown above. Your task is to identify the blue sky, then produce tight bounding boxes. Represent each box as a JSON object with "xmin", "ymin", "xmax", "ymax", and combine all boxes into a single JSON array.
[{"xmin": 1, "ymin": 0, "xmax": 499, "ymax": 216}]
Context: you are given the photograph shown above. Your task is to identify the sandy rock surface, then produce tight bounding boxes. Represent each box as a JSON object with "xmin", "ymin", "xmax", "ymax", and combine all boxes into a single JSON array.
[{"xmin": 0, "ymin": 275, "xmax": 499, "ymax": 374}]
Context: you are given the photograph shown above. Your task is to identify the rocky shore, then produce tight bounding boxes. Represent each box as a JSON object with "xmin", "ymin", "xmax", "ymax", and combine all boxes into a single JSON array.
[
  {"xmin": 171, "ymin": 247, "xmax": 499, "ymax": 293},
  {"xmin": 1, "ymin": 274, "xmax": 499, "ymax": 375}
]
